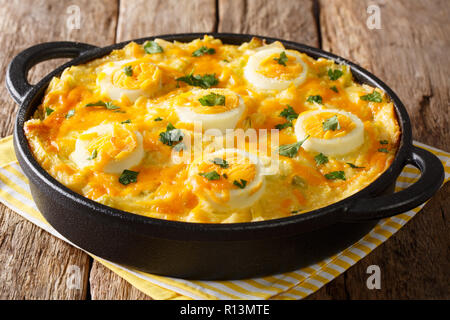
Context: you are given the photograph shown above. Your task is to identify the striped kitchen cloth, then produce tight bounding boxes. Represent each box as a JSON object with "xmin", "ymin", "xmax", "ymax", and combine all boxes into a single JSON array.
[{"xmin": 0, "ymin": 135, "xmax": 448, "ymax": 300}]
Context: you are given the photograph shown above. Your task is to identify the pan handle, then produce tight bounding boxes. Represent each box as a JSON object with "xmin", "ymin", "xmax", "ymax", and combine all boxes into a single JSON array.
[
  {"xmin": 6, "ymin": 41, "xmax": 98, "ymax": 104},
  {"xmin": 341, "ymin": 146, "xmax": 445, "ymax": 222}
]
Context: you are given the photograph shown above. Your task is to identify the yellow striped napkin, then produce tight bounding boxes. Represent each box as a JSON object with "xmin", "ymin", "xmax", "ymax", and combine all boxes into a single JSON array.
[{"xmin": 0, "ymin": 135, "xmax": 448, "ymax": 300}]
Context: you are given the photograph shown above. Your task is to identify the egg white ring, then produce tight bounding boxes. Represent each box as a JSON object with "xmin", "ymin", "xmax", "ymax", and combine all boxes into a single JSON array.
[
  {"xmin": 70, "ymin": 124, "xmax": 145, "ymax": 174},
  {"xmin": 200, "ymin": 148, "xmax": 266, "ymax": 211},
  {"xmin": 175, "ymin": 93, "xmax": 246, "ymax": 133},
  {"xmin": 294, "ymin": 109, "xmax": 365, "ymax": 156},
  {"xmin": 244, "ymin": 48, "xmax": 308, "ymax": 90},
  {"xmin": 98, "ymin": 59, "xmax": 160, "ymax": 102}
]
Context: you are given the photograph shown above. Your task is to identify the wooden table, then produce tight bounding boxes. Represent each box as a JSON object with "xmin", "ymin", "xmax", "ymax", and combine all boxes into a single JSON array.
[{"xmin": 0, "ymin": 0, "xmax": 448, "ymax": 299}]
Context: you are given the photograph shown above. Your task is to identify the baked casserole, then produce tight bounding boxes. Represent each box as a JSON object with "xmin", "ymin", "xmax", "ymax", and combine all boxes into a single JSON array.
[{"xmin": 24, "ymin": 36, "xmax": 400, "ymax": 223}]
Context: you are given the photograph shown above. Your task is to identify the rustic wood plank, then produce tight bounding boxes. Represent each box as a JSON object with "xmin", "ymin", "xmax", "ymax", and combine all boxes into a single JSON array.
[
  {"xmin": 307, "ymin": 0, "xmax": 449, "ymax": 299},
  {"xmin": 0, "ymin": 0, "xmax": 118, "ymax": 299},
  {"xmin": 89, "ymin": 0, "xmax": 217, "ymax": 300},
  {"xmin": 218, "ymin": 0, "xmax": 319, "ymax": 47}
]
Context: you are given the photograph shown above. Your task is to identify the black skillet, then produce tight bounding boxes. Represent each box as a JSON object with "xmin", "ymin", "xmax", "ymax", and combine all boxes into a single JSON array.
[{"xmin": 6, "ymin": 33, "xmax": 445, "ymax": 280}]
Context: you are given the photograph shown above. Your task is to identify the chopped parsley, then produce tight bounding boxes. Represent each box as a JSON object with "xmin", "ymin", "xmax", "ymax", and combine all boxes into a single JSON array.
[
  {"xmin": 176, "ymin": 73, "xmax": 219, "ymax": 89},
  {"xmin": 275, "ymin": 122, "xmax": 293, "ymax": 130},
  {"xmin": 121, "ymin": 119, "xmax": 131, "ymax": 124},
  {"xmin": 378, "ymin": 148, "xmax": 389, "ymax": 153},
  {"xmin": 144, "ymin": 41, "xmax": 163, "ymax": 54},
  {"xmin": 306, "ymin": 95, "xmax": 323, "ymax": 104},
  {"xmin": 154, "ymin": 117, "xmax": 163, "ymax": 121},
  {"xmin": 210, "ymin": 158, "xmax": 229, "ymax": 168},
  {"xmin": 119, "ymin": 170, "xmax": 139, "ymax": 185},
  {"xmin": 314, "ymin": 153, "xmax": 329, "ymax": 165},
  {"xmin": 360, "ymin": 91, "xmax": 382, "ymax": 103},
  {"xmin": 347, "ymin": 162, "xmax": 365, "ymax": 169},
  {"xmin": 324, "ymin": 171, "xmax": 346, "ymax": 181},
  {"xmin": 85, "ymin": 100, "xmax": 120, "ymax": 110},
  {"xmin": 233, "ymin": 179, "xmax": 248, "ymax": 189},
  {"xmin": 379, "ymin": 140, "xmax": 389, "ymax": 145},
  {"xmin": 124, "ymin": 65, "xmax": 133, "ymax": 77},
  {"xmin": 87, "ymin": 149, "xmax": 97, "ymax": 160},
  {"xmin": 192, "ymin": 46, "xmax": 216, "ymax": 57},
  {"xmin": 159, "ymin": 123, "xmax": 184, "ymax": 146},
  {"xmin": 278, "ymin": 135, "xmax": 310, "ymax": 158},
  {"xmin": 273, "ymin": 51, "xmax": 288, "ymax": 66},
  {"xmin": 45, "ymin": 107, "xmax": 54, "ymax": 116},
  {"xmin": 322, "ymin": 115, "xmax": 341, "ymax": 131},
  {"xmin": 330, "ymin": 85, "xmax": 339, "ymax": 93},
  {"xmin": 65, "ymin": 109, "xmax": 75, "ymax": 119},
  {"xmin": 279, "ymin": 105, "xmax": 298, "ymax": 121},
  {"xmin": 199, "ymin": 170, "xmax": 221, "ymax": 181},
  {"xmin": 328, "ymin": 69, "xmax": 343, "ymax": 81},
  {"xmin": 198, "ymin": 93, "xmax": 226, "ymax": 106}
]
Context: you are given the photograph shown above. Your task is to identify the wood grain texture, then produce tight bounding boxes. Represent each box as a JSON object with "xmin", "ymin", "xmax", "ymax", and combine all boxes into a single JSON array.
[
  {"xmin": 116, "ymin": 0, "xmax": 216, "ymax": 41},
  {"xmin": 88, "ymin": 0, "xmax": 217, "ymax": 300},
  {"xmin": 0, "ymin": 0, "xmax": 117, "ymax": 299},
  {"xmin": 307, "ymin": 0, "xmax": 450, "ymax": 299},
  {"xmin": 218, "ymin": 0, "xmax": 319, "ymax": 47}
]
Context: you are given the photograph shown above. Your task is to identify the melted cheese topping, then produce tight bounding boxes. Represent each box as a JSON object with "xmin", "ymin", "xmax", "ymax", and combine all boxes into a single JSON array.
[{"xmin": 24, "ymin": 36, "xmax": 400, "ymax": 223}]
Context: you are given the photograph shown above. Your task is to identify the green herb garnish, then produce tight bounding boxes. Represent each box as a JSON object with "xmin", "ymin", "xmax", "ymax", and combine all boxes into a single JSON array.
[
  {"xmin": 85, "ymin": 100, "xmax": 120, "ymax": 110},
  {"xmin": 65, "ymin": 109, "xmax": 75, "ymax": 119},
  {"xmin": 378, "ymin": 148, "xmax": 389, "ymax": 153},
  {"xmin": 275, "ymin": 122, "xmax": 293, "ymax": 130},
  {"xmin": 121, "ymin": 119, "xmax": 131, "ymax": 124},
  {"xmin": 279, "ymin": 105, "xmax": 298, "ymax": 121},
  {"xmin": 176, "ymin": 73, "xmax": 219, "ymax": 89},
  {"xmin": 324, "ymin": 171, "xmax": 346, "ymax": 180},
  {"xmin": 192, "ymin": 46, "xmax": 216, "ymax": 57},
  {"xmin": 273, "ymin": 51, "xmax": 288, "ymax": 66},
  {"xmin": 328, "ymin": 69, "xmax": 343, "ymax": 81},
  {"xmin": 210, "ymin": 158, "xmax": 229, "ymax": 168},
  {"xmin": 360, "ymin": 91, "xmax": 382, "ymax": 103},
  {"xmin": 123, "ymin": 65, "xmax": 133, "ymax": 77},
  {"xmin": 45, "ymin": 107, "xmax": 54, "ymax": 116},
  {"xmin": 347, "ymin": 162, "xmax": 365, "ymax": 169},
  {"xmin": 154, "ymin": 117, "xmax": 163, "ymax": 121},
  {"xmin": 306, "ymin": 95, "xmax": 323, "ymax": 104},
  {"xmin": 322, "ymin": 115, "xmax": 341, "ymax": 131},
  {"xmin": 87, "ymin": 149, "xmax": 97, "ymax": 160},
  {"xmin": 198, "ymin": 93, "xmax": 226, "ymax": 106},
  {"xmin": 159, "ymin": 123, "xmax": 184, "ymax": 146},
  {"xmin": 119, "ymin": 169, "xmax": 139, "ymax": 185},
  {"xmin": 144, "ymin": 41, "xmax": 163, "ymax": 54},
  {"xmin": 330, "ymin": 85, "xmax": 338, "ymax": 93},
  {"xmin": 233, "ymin": 179, "xmax": 248, "ymax": 189},
  {"xmin": 199, "ymin": 171, "xmax": 221, "ymax": 181},
  {"xmin": 278, "ymin": 135, "xmax": 310, "ymax": 158},
  {"xmin": 314, "ymin": 153, "xmax": 329, "ymax": 165},
  {"xmin": 379, "ymin": 140, "xmax": 389, "ymax": 145}
]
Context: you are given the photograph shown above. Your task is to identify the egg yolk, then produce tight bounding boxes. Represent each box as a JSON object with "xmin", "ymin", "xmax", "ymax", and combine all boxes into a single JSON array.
[
  {"xmin": 257, "ymin": 53, "xmax": 304, "ymax": 80},
  {"xmin": 174, "ymin": 89, "xmax": 240, "ymax": 115},
  {"xmin": 302, "ymin": 112, "xmax": 356, "ymax": 139},
  {"xmin": 79, "ymin": 125, "xmax": 138, "ymax": 165}
]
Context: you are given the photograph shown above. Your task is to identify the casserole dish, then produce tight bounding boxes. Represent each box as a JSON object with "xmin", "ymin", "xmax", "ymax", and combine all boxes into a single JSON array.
[{"xmin": 7, "ymin": 33, "xmax": 444, "ymax": 280}]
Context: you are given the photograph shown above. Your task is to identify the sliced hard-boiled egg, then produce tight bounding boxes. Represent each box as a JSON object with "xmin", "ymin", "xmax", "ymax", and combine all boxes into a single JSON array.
[
  {"xmin": 294, "ymin": 109, "xmax": 364, "ymax": 156},
  {"xmin": 244, "ymin": 47, "xmax": 308, "ymax": 90},
  {"xmin": 70, "ymin": 123, "xmax": 144, "ymax": 174},
  {"xmin": 189, "ymin": 149, "xmax": 266, "ymax": 211},
  {"xmin": 173, "ymin": 88, "xmax": 246, "ymax": 133},
  {"xmin": 97, "ymin": 59, "xmax": 162, "ymax": 102}
]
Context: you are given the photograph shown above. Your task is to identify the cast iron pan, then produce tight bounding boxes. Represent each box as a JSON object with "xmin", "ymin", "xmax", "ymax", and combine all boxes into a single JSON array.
[{"xmin": 6, "ymin": 33, "xmax": 445, "ymax": 280}]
